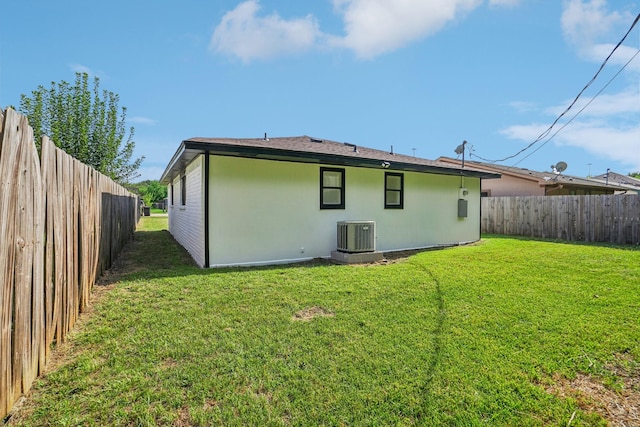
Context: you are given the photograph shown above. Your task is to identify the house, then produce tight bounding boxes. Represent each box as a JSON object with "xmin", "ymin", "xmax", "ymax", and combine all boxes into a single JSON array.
[
  {"xmin": 591, "ymin": 171, "xmax": 640, "ymax": 194},
  {"xmin": 437, "ymin": 157, "xmax": 629, "ymax": 196},
  {"xmin": 159, "ymin": 136, "xmax": 499, "ymax": 267}
]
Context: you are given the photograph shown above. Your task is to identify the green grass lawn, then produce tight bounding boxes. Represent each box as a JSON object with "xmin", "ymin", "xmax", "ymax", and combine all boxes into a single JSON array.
[{"xmin": 8, "ymin": 218, "xmax": 639, "ymax": 426}]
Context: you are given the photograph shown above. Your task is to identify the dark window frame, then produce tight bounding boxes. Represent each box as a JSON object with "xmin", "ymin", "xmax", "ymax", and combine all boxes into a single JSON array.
[
  {"xmin": 320, "ymin": 167, "xmax": 345, "ymax": 209},
  {"xmin": 384, "ymin": 172, "xmax": 404, "ymax": 209},
  {"xmin": 180, "ymin": 174, "xmax": 186, "ymax": 206}
]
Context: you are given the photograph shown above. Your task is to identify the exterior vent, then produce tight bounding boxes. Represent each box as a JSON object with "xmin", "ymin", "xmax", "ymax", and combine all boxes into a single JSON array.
[{"xmin": 337, "ymin": 221, "xmax": 375, "ymax": 253}]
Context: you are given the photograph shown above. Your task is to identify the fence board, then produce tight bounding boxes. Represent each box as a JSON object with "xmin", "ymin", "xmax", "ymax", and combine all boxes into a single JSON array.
[
  {"xmin": 13, "ymin": 111, "xmax": 38, "ymax": 395},
  {"xmin": 41, "ymin": 136, "xmax": 55, "ymax": 361},
  {"xmin": 31, "ymin": 128, "xmax": 46, "ymax": 377},
  {"xmin": 0, "ymin": 108, "xmax": 21, "ymax": 415},
  {"xmin": 0, "ymin": 108, "xmax": 138, "ymax": 420},
  {"xmin": 482, "ymin": 194, "xmax": 640, "ymax": 245}
]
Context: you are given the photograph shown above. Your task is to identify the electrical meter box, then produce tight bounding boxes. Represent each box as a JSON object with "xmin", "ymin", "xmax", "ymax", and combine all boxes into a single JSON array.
[{"xmin": 458, "ymin": 199, "xmax": 468, "ymax": 218}]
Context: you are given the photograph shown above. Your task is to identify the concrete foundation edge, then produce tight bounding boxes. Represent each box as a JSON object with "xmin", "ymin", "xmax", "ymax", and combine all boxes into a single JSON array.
[{"xmin": 330, "ymin": 250, "xmax": 384, "ymax": 264}]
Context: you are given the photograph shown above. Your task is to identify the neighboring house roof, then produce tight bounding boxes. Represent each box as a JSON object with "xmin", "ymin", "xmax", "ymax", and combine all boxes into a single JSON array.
[
  {"xmin": 591, "ymin": 171, "xmax": 640, "ymax": 191},
  {"xmin": 160, "ymin": 135, "xmax": 500, "ymax": 184},
  {"xmin": 436, "ymin": 157, "xmax": 630, "ymax": 193}
]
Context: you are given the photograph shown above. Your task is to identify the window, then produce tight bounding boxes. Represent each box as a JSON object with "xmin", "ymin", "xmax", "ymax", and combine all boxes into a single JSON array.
[
  {"xmin": 170, "ymin": 184, "xmax": 174, "ymax": 206},
  {"xmin": 385, "ymin": 172, "xmax": 403, "ymax": 209},
  {"xmin": 320, "ymin": 167, "xmax": 345, "ymax": 209},
  {"xmin": 180, "ymin": 175, "xmax": 186, "ymax": 205}
]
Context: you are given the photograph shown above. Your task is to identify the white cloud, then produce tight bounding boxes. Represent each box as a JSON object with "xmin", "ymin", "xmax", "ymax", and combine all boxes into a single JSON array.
[
  {"xmin": 499, "ymin": 122, "xmax": 548, "ymax": 142},
  {"xmin": 555, "ymin": 121, "xmax": 640, "ymax": 171},
  {"xmin": 210, "ymin": 0, "xmax": 517, "ymax": 61},
  {"xmin": 210, "ymin": 0, "xmax": 322, "ymax": 62},
  {"xmin": 500, "ymin": 121, "xmax": 640, "ymax": 172},
  {"xmin": 561, "ymin": 0, "xmax": 620, "ymax": 44},
  {"xmin": 545, "ymin": 87, "xmax": 640, "ymax": 118},
  {"xmin": 561, "ymin": 0, "xmax": 636, "ymax": 61},
  {"xmin": 70, "ymin": 64, "xmax": 96, "ymax": 76},
  {"xmin": 501, "ymin": 87, "xmax": 640, "ymax": 171},
  {"xmin": 583, "ymin": 43, "xmax": 640, "ymax": 72},
  {"xmin": 129, "ymin": 116, "xmax": 157, "ymax": 126},
  {"xmin": 498, "ymin": 2, "xmax": 640, "ymax": 170},
  {"xmin": 69, "ymin": 64, "xmax": 109, "ymax": 80},
  {"xmin": 331, "ymin": 0, "xmax": 482, "ymax": 59}
]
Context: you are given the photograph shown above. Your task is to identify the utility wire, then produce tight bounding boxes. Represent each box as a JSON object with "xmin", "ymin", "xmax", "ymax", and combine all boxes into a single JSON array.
[
  {"xmin": 511, "ymin": 46, "xmax": 640, "ymax": 166},
  {"xmin": 472, "ymin": 12, "xmax": 640, "ymax": 164}
]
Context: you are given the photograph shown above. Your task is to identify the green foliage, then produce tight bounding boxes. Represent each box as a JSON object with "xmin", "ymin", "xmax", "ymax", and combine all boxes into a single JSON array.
[
  {"xmin": 19, "ymin": 72, "xmax": 144, "ymax": 184},
  {"xmin": 629, "ymin": 172, "xmax": 640, "ymax": 179},
  {"xmin": 128, "ymin": 180, "xmax": 167, "ymax": 206}
]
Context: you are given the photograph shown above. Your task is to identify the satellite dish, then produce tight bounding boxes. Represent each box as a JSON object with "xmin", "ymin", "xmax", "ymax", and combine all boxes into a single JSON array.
[
  {"xmin": 555, "ymin": 161, "xmax": 568, "ymax": 173},
  {"xmin": 454, "ymin": 140, "xmax": 467, "ymax": 155}
]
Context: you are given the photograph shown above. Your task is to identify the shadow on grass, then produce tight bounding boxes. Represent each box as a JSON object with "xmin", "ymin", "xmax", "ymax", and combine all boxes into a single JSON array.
[
  {"xmin": 96, "ymin": 228, "xmax": 345, "ymax": 286},
  {"xmin": 407, "ymin": 261, "xmax": 446, "ymax": 421},
  {"xmin": 96, "ymin": 229, "xmax": 201, "ymax": 286}
]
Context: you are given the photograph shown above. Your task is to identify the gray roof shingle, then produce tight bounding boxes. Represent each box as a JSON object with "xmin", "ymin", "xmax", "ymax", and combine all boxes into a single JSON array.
[{"xmin": 160, "ymin": 135, "xmax": 500, "ymax": 183}]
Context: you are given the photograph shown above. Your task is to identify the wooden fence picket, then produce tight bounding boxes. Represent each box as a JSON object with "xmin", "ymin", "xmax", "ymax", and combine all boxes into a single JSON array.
[
  {"xmin": 482, "ymin": 194, "xmax": 640, "ymax": 245},
  {"xmin": 0, "ymin": 108, "xmax": 138, "ymax": 420},
  {"xmin": 0, "ymin": 107, "xmax": 21, "ymax": 415}
]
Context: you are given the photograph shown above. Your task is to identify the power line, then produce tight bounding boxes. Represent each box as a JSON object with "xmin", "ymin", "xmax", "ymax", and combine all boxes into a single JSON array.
[
  {"xmin": 511, "ymin": 46, "xmax": 640, "ymax": 166},
  {"xmin": 471, "ymin": 12, "xmax": 640, "ymax": 164}
]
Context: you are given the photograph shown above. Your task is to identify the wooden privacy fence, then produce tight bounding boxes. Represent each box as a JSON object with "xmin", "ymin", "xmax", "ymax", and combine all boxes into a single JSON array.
[
  {"xmin": 0, "ymin": 108, "xmax": 137, "ymax": 419},
  {"xmin": 481, "ymin": 195, "xmax": 640, "ymax": 245}
]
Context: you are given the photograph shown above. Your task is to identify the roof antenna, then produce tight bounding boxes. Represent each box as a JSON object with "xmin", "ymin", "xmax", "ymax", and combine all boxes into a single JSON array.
[{"xmin": 264, "ymin": 132, "xmax": 269, "ymax": 141}]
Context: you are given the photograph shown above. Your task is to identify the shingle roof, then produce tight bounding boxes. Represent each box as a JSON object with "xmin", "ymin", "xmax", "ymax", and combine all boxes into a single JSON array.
[
  {"xmin": 160, "ymin": 135, "xmax": 500, "ymax": 183},
  {"xmin": 437, "ymin": 157, "xmax": 630, "ymax": 191},
  {"xmin": 592, "ymin": 171, "xmax": 640, "ymax": 189}
]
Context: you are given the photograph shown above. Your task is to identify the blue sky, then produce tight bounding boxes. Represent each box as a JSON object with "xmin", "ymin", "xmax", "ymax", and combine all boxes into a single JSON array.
[{"xmin": 1, "ymin": 0, "xmax": 638, "ymax": 182}]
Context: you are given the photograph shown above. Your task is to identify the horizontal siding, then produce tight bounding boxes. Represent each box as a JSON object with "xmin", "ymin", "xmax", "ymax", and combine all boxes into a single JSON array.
[{"xmin": 169, "ymin": 156, "xmax": 204, "ymax": 266}]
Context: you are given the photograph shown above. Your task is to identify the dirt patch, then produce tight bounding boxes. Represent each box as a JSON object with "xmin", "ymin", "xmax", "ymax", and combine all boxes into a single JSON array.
[
  {"xmin": 292, "ymin": 306, "xmax": 335, "ymax": 321},
  {"xmin": 161, "ymin": 358, "xmax": 178, "ymax": 369},
  {"xmin": 544, "ymin": 354, "xmax": 640, "ymax": 426},
  {"xmin": 174, "ymin": 406, "xmax": 192, "ymax": 427}
]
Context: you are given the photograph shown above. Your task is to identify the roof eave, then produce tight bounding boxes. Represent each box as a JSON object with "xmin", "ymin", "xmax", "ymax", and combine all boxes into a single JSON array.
[
  {"xmin": 159, "ymin": 141, "xmax": 188, "ymax": 184},
  {"xmin": 160, "ymin": 140, "xmax": 501, "ymax": 183}
]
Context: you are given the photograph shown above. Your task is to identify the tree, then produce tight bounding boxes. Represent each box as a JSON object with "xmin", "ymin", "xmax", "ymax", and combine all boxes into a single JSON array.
[
  {"xmin": 630, "ymin": 172, "xmax": 640, "ymax": 179},
  {"xmin": 127, "ymin": 180, "xmax": 167, "ymax": 206},
  {"xmin": 19, "ymin": 72, "xmax": 144, "ymax": 183}
]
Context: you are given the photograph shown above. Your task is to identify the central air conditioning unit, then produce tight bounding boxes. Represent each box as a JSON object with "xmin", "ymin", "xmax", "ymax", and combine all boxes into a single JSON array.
[{"xmin": 337, "ymin": 221, "xmax": 375, "ymax": 253}]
